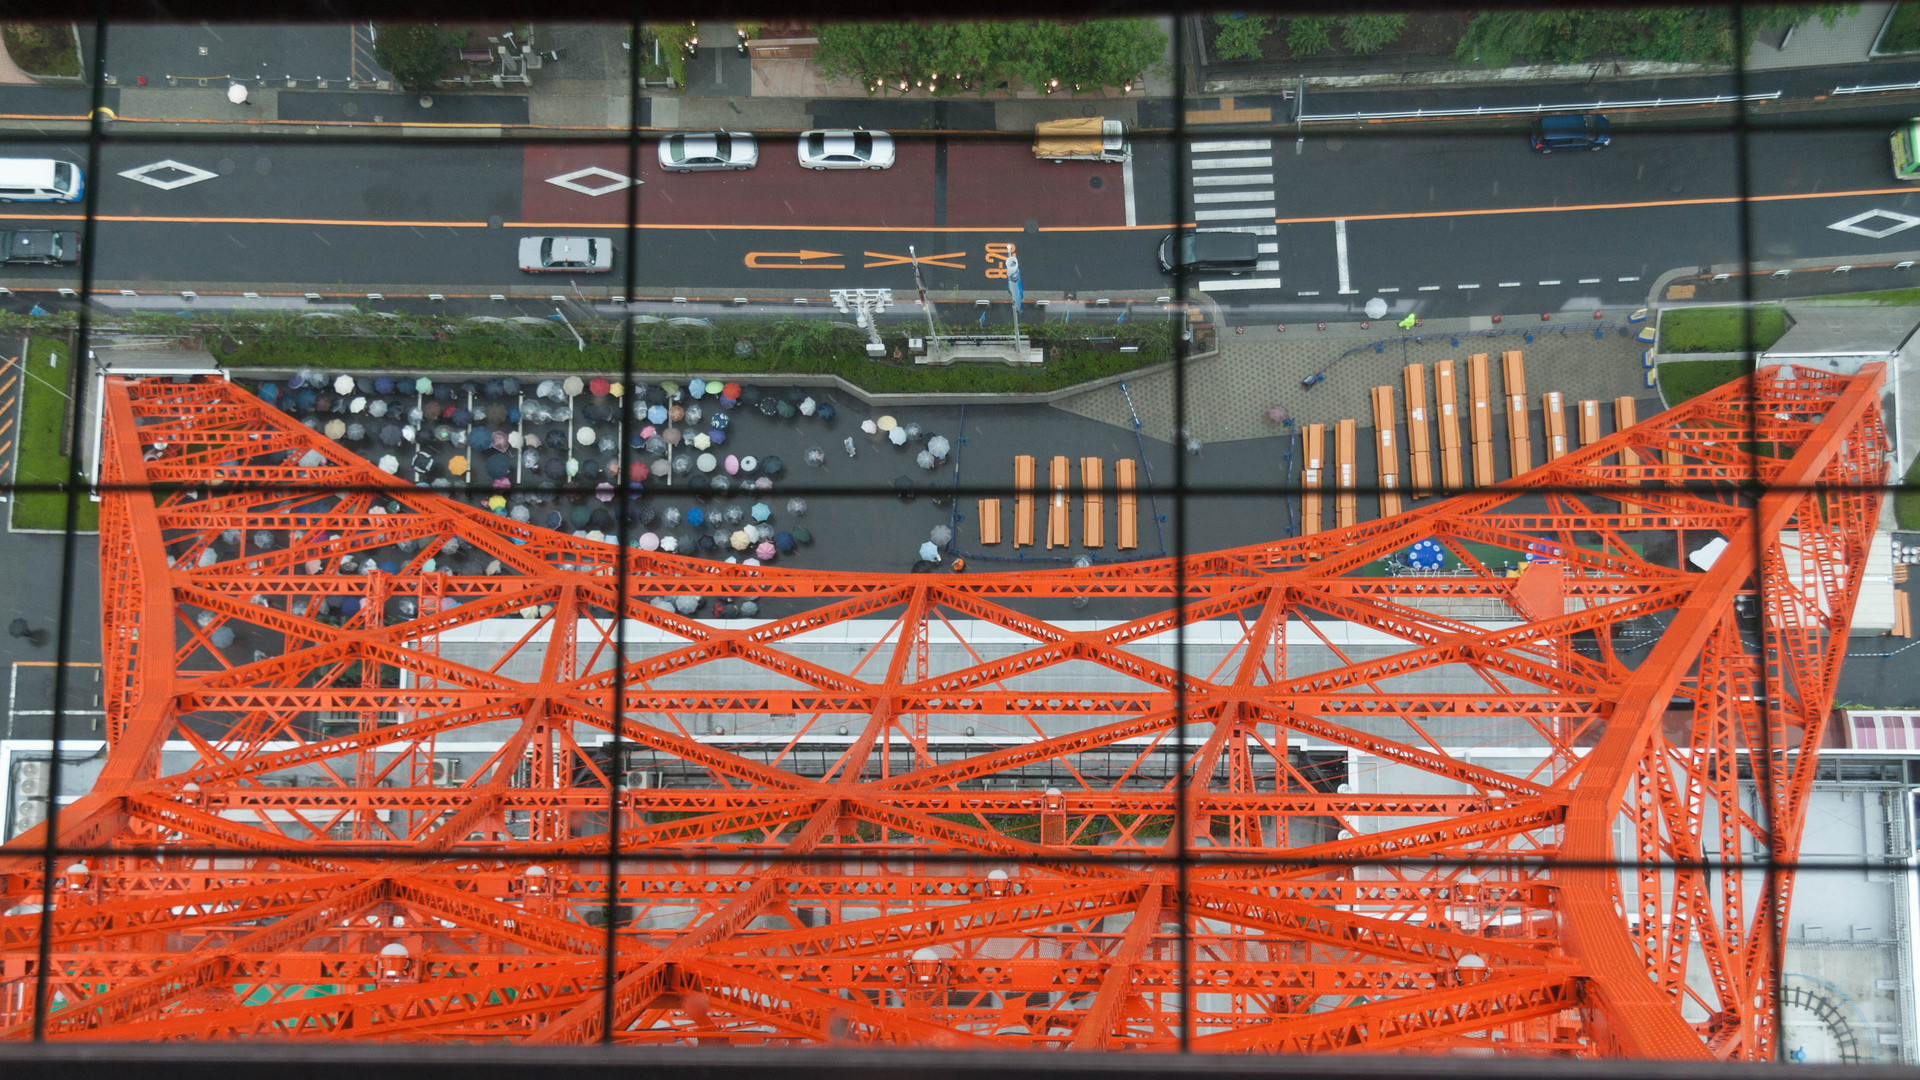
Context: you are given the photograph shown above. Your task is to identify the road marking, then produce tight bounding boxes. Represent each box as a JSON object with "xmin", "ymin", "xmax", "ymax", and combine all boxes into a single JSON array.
[
  {"xmin": 1193, "ymin": 173, "xmax": 1274, "ymax": 188},
  {"xmin": 1297, "ymin": 290, "xmax": 1320, "ymax": 296},
  {"xmin": 1828, "ymin": 208, "xmax": 1920, "ymax": 238},
  {"xmin": 1257, "ymin": 242, "xmax": 1278, "ymax": 254},
  {"xmin": 1458, "ymin": 283, "xmax": 1480, "ymax": 289},
  {"xmin": 1198, "ymin": 277, "xmax": 1283, "ymax": 291},
  {"xmin": 1122, "ymin": 148, "xmax": 1137, "ymax": 228},
  {"xmin": 1194, "ymin": 190, "xmax": 1277, "ymax": 204},
  {"xmin": 118, "ymin": 159, "xmax": 219, "ymax": 191},
  {"xmin": 1378, "ymin": 287, "xmax": 1400, "ymax": 293},
  {"xmin": 1334, "ymin": 218, "xmax": 1353, "ymax": 295},
  {"xmin": 1538, "ymin": 279, "xmax": 1561, "ymax": 285},
  {"xmin": 1192, "ymin": 156, "xmax": 1274, "ymax": 170},
  {"xmin": 745, "ymin": 249, "xmax": 844, "ymax": 269},
  {"xmin": 1256, "ymin": 260, "xmax": 1280, "ymax": 271},
  {"xmin": 1418, "ymin": 285, "xmax": 1441, "ymax": 291},
  {"xmin": 1270, "ymin": 184, "xmax": 1920, "ymax": 227},
  {"xmin": 1191, "ymin": 138, "xmax": 1272, "ymax": 153},
  {"xmin": 1618, "ymin": 275, "xmax": 1640, "ymax": 282},
  {"xmin": 1196, "ymin": 207, "xmax": 1276, "ymax": 221},
  {"xmin": 1198, "ymin": 224, "xmax": 1277, "ymax": 235},
  {"xmin": 545, "ymin": 166, "xmax": 636, "ymax": 197},
  {"xmin": 865, "ymin": 250, "xmax": 964, "ymax": 269},
  {"xmin": 1499, "ymin": 281, "xmax": 1521, "ymax": 287},
  {"xmin": 1578, "ymin": 277, "xmax": 1602, "ymax": 283}
]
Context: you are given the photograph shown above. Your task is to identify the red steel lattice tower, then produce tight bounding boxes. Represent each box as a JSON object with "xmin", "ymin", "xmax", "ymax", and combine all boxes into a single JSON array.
[{"xmin": 0, "ymin": 365, "xmax": 1889, "ymax": 1054}]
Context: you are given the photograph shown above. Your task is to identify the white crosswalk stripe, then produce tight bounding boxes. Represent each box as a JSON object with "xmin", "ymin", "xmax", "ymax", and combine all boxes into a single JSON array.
[
  {"xmin": 1193, "ymin": 173, "xmax": 1273, "ymax": 188},
  {"xmin": 1197, "ymin": 278, "xmax": 1284, "ymax": 292},
  {"xmin": 1190, "ymin": 138, "xmax": 1273, "ymax": 153},
  {"xmin": 1195, "ymin": 207, "xmax": 1277, "ymax": 221},
  {"xmin": 1194, "ymin": 190, "xmax": 1275, "ymax": 204},
  {"xmin": 1191, "ymin": 156, "xmax": 1274, "ymax": 170},
  {"xmin": 1198, "ymin": 224, "xmax": 1278, "ymax": 236}
]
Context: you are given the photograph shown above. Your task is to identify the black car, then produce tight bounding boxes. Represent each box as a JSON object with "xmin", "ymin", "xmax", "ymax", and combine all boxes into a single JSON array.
[
  {"xmin": 0, "ymin": 229, "xmax": 79, "ymax": 265},
  {"xmin": 1530, "ymin": 113, "xmax": 1611, "ymax": 152},
  {"xmin": 1157, "ymin": 231, "xmax": 1261, "ymax": 276}
]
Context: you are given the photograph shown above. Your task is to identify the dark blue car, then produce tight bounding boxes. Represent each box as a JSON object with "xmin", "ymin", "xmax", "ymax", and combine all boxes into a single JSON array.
[{"xmin": 1530, "ymin": 113, "xmax": 1611, "ymax": 152}]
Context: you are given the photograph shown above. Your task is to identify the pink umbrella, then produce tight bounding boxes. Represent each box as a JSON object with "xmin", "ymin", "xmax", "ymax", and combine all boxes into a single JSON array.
[
  {"xmin": 596, "ymin": 483, "xmax": 615, "ymax": 502},
  {"xmin": 663, "ymin": 427, "xmax": 682, "ymax": 446},
  {"xmin": 755, "ymin": 541, "xmax": 776, "ymax": 560},
  {"xmin": 724, "ymin": 454, "xmax": 740, "ymax": 475},
  {"xmin": 641, "ymin": 424, "xmax": 657, "ymax": 439},
  {"xmin": 492, "ymin": 477, "xmax": 511, "ymax": 490},
  {"xmin": 639, "ymin": 533, "xmax": 660, "ymax": 551}
]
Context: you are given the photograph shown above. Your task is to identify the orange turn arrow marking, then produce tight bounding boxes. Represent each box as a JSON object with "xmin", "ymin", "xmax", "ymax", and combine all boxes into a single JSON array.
[
  {"xmin": 744, "ymin": 249, "xmax": 844, "ymax": 269},
  {"xmin": 864, "ymin": 250, "xmax": 966, "ymax": 269}
]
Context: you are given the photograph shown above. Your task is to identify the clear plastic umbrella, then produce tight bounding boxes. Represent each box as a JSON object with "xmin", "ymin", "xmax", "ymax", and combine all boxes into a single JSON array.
[
  {"xmin": 786, "ymin": 497, "xmax": 807, "ymax": 516},
  {"xmin": 800, "ymin": 397, "xmax": 816, "ymax": 416},
  {"xmin": 805, "ymin": 446, "xmax": 825, "ymax": 466},
  {"xmin": 931, "ymin": 524, "xmax": 952, "ymax": 545},
  {"xmin": 928, "ymin": 434, "xmax": 951, "ymax": 459},
  {"xmin": 889, "ymin": 426, "xmax": 908, "ymax": 446},
  {"xmin": 917, "ymin": 450, "xmax": 936, "ymax": 469}
]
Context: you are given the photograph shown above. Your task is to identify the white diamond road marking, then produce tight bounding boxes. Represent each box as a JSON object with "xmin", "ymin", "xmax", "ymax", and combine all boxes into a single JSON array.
[
  {"xmin": 546, "ymin": 166, "xmax": 637, "ymax": 197},
  {"xmin": 1828, "ymin": 209, "xmax": 1920, "ymax": 239},
  {"xmin": 118, "ymin": 159, "xmax": 218, "ymax": 191}
]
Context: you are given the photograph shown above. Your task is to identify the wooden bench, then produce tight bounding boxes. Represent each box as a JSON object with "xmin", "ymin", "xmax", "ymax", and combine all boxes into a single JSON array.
[
  {"xmin": 1577, "ymin": 399, "xmax": 1602, "ymax": 447},
  {"xmin": 1302, "ymin": 423, "xmax": 1325, "ymax": 535},
  {"xmin": 1047, "ymin": 455, "xmax": 1070, "ymax": 549},
  {"xmin": 1435, "ymin": 360, "xmax": 1463, "ymax": 493},
  {"xmin": 1403, "ymin": 363, "xmax": 1432, "ymax": 498},
  {"xmin": 978, "ymin": 498, "xmax": 1002, "ymax": 545},
  {"xmin": 1614, "ymin": 397, "xmax": 1641, "ymax": 519},
  {"xmin": 1080, "ymin": 456, "xmax": 1104, "ymax": 549},
  {"xmin": 1468, "ymin": 353, "xmax": 1496, "ymax": 487},
  {"xmin": 1501, "ymin": 350, "xmax": 1531, "ymax": 475},
  {"xmin": 1542, "ymin": 390, "xmax": 1568, "ymax": 461},
  {"xmin": 459, "ymin": 47, "xmax": 495, "ymax": 63},
  {"xmin": 1336, "ymin": 418, "xmax": 1357, "ymax": 529},
  {"xmin": 1371, "ymin": 385, "xmax": 1401, "ymax": 518},
  {"xmin": 1116, "ymin": 458, "xmax": 1138, "ymax": 550},
  {"xmin": 1014, "ymin": 455, "xmax": 1036, "ymax": 547}
]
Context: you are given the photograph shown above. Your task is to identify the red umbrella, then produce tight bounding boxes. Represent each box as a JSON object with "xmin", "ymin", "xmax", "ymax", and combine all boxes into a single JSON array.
[
  {"xmin": 722, "ymin": 381, "xmax": 742, "ymax": 400},
  {"xmin": 628, "ymin": 460, "xmax": 650, "ymax": 482},
  {"xmin": 588, "ymin": 377, "xmax": 610, "ymax": 396}
]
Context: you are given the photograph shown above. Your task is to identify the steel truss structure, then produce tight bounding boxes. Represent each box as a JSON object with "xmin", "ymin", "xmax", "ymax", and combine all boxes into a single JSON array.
[{"xmin": 0, "ymin": 366, "xmax": 1889, "ymax": 1054}]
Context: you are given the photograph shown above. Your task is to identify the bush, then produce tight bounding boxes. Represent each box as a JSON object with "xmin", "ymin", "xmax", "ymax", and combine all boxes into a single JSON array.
[
  {"xmin": 2, "ymin": 23, "xmax": 78, "ymax": 77},
  {"xmin": 1340, "ymin": 14, "xmax": 1407, "ymax": 54},
  {"xmin": 1211, "ymin": 14, "xmax": 1272, "ymax": 60},
  {"xmin": 645, "ymin": 22, "xmax": 697, "ymax": 86},
  {"xmin": 11, "ymin": 335, "xmax": 96, "ymax": 532},
  {"xmin": 1657, "ymin": 305, "xmax": 1788, "ymax": 353},
  {"xmin": 1900, "ymin": 451, "xmax": 1920, "ymax": 531},
  {"xmin": 813, "ymin": 19, "xmax": 1167, "ymax": 96},
  {"xmin": 372, "ymin": 24, "xmax": 450, "ymax": 91},
  {"xmin": 1287, "ymin": 17, "xmax": 1334, "ymax": 56},
  {"xmin": 1655, "ymin": 359, "xmax": 1749, "ymax": 405}
]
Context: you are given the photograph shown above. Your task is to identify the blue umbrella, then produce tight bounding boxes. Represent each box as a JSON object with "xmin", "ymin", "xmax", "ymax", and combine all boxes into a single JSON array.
[
  {"xmin": 648, "ymin": 404, "xmax": 669, "ymax": 424},
  {"xmin": 687, "ymin": 507, "xmax": 705, "ymax": 526},
  {"xmin": 708, "ymin": 428, "xmax": 727, "ymax": 446},
  {"xmin": 774, "ymin": 531, "xmax": 794, "ymax": 553},
  {"xmin": 1405, "ymin": 539, "xmax": 1446, "ymax": 570},
  {"xmin": 374, "ymin": 376, "xmax": 394, "ymax": 394},
  {"xmin": 689, "ymin": 378, "xmax": 707, "ymax": 398},
  {"xmin": 818, "ymin": 403, "xmax": 835, "ymax": 423},
  {"xmin": 751, "ymin": 502, "xmax": 771, "ymax": 522}
]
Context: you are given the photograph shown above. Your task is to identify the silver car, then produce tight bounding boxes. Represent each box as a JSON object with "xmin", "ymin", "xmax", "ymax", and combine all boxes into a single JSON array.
[
  {"xmin": 659, "ymin": 131, "xmax": 758, "ymax": 171},
  {"xmin": 797, "ymin": 128, "xmax": 894, "ymax": 170},
  {"xmin": 517, "ymin": 235, "xmax": 613, "ymax": 273}
]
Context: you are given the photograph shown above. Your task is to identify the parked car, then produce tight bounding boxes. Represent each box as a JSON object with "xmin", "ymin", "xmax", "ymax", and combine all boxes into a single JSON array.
[
  {"xmin": 659, "ymin": 131, "xmax": 758, "ymax": 171},
  {"xmin": 517, "ymin": 235, "xmax": 613, "ymax": 273},
  {"xmin": 0, "ymin": 229, "xmax": 79, "ymax": 265},
  {"xmin": 798, "ymin": 128, "xmax": 894, "ymax": 170},
  {"xmin": 1530, "ymin": 114, "xmax": 1611, "ymax": 152},
  {"xmin": 1157, "ymin": 231, "xmax": 1260, "ymax": 277}
]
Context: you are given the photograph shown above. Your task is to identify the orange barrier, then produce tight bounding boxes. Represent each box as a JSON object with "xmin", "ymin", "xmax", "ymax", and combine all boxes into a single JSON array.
[
  {"xmin": 1468, "ymin": 354, "xmax": 1495, "ymax": 487},
  {"xmin": 1014, "ymin": 455, "xmax": 1036, "ymax": 547},
  {"xmin": 1047, "ymin": 455, "xmax": 1070, "ymax": 549},
  {"xmin": 1502, "ymin": 350, "xmax": 1531, "ymax": 475},
  {"xmin": 1403, "ymin": 364, "xmax": 1433, "ymax": 498},
  {"xmin": 1543, "ymin": 391, "xmax": 1568, "ymax": 461},
  {"xmin": 1116, "ymin": 458, "xmax": 1138, "ymax": 550},
  {"xmin": 978, "ymin": 498, "xmax": 1002, "ymax": 545},
  {"xmin": 1578, "ymin": 399, "xmax": 1602, "ymax": 447},
  {"xmin": 1302, "ymin": 424, "xmax": 1325, "ymax": 535},
  {"xmin": 1336, "ymin": 418, "xmax": 1358, "ymax": 529},
  {"xmin": 1081, "ymin": 457, "xmax": 1105, "ymax": 549},
  {"xmin": 1371, "ymin": 385, "xmax": 1402, "ymax": 518},
  {"xmin": 1435, "ymin": 360, "xmax": 1463, "ymax": 493}
]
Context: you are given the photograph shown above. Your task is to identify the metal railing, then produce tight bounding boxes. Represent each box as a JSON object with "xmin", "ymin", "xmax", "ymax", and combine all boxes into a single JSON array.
[{"xmin": 1298, "ymin": 91, "xmax": 1781, "ymax": 124}]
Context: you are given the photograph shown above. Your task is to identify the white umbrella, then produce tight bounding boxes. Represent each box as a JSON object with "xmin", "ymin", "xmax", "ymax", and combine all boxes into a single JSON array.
[
  {"xmin": 674, "ymin": 595, "xmax": 699, "ymax": 614},
  {"xmin": 889, "ymin": 427, "xmax": 908, "ymax": 446},
  {"xmin": 931, "ymin": 524, "xmax": 952, "ymax": 545},
  {"xmin": 369, "ymin": 399, "xmax": 388, "ymax": 417},
  {"xmin": 227, "ymin": 82, "xmax": 248, "ymax": 105},
  {"xmin": 577, "ymin": 426, "xmax": 596, "ymax": 446},
  {"xmin": 800, "ymin": 397, "xmax": 816, "ymax": 416},
  {"xmin": 661, "ymin": 535, "xmax": 678, "ymax": 553},
  {"xmin": 917, "ymin": 450, "xmax": 936, "ymax": 469},
  {"xmin": 334, "ymin": 374, "xmax": 354, "ymax": 394},
  {"xmin": 349, "ymin": 396, "xmax": 366, "ymax": 414},
  {"xmin": 377, "ymin": 455, "xmax": 398, "ymax": 474},
  {"xmin": 861, "ymin": 418, "xmax": 877, "ymax": 435},
  {"xmin": 697, "ymin": 452, "xmax": 717, "ymax": 473},
  {"xmin": 928, "ymin": 434, "xmax": 951, "ymax": 459},
  {"xmin": 562, "ymin": 376, "xmax": 584, "ymax": 397}
]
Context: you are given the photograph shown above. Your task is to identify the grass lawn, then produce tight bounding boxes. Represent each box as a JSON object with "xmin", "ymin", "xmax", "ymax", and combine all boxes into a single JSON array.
[
  {"xmin": 1, "ymin": 23, "xmax": 78, "ymax": 77},
  {"xmin": 1656, "ymin": 359, "xmax": 1750, "ymax": 405},
  {"xmin": 1803, "ymin": 287, "xmax": 1920, "ymax": 306},
  {"xmin": 11, "ymin": 335, "xmax": 96, "ymax": 532},
  {"xmin": 1902, "ymin": 454, "xmax": 1920, "ymax": 532},
  {"xmin": 1657, "ymin": 305, "xmax": 1788, "ymax": 353},
  {"xmin": 1882, "ymin": 2, "xmax": 1920, "ymax": 53}
]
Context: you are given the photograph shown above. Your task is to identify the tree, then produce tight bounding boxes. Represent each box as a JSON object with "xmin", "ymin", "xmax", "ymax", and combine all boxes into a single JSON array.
[
  {"xmin": 813, "ymin": 19, "xmax": 1166, "ymax": 95},
  {"xmin": 1340, "ymin": 14, "xmax": 1407, "ymax": 54},
  {"xmin": 1287, "ymin": 16, "xmax": 1334, "ymax": 56},
  {"xmin": 1212, "ymin": 14, "xmax": 1273, "ymax": 61},
  {"xmin": 1453, "ymin": 6, "xmax": 1855, "ymax": 68},
  {"xmin": 372, "ymin": 24, "xmax": 449, "ymax": 92}
]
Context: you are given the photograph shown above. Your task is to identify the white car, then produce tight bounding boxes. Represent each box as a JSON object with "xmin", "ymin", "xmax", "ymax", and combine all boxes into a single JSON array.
[
  {"xmin": 659, "ymin": 131, "xmax": 758, "ymax": 171},
  {"xmin": 518, "ymin": 235, "xmax": 613, "ymax": 273},
  {"xmin": 798, "ymin": 128, "xmax": 894, "ymax": 170}
]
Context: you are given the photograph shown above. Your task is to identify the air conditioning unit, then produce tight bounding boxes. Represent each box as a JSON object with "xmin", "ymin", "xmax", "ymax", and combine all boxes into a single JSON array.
[
  {"xmin": 14, "ymin": 761, "xmax": 48, "ymax": 798},
  {"xmin": 11, "ymin": 796, "xmax": 46, "ymax": 836},
  {"xmin": 430, "ymin": 758, "xmax": 463, "ymax": 786},
  {"xmin": 623, "ymin": 769, "xmax": 660, "ymax": 790}
]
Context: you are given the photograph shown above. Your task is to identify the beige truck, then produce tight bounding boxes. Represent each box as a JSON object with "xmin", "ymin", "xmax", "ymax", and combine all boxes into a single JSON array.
[{"xmin": 1033, "ymin": 117, "xmax": 1129, "ymax": 163}]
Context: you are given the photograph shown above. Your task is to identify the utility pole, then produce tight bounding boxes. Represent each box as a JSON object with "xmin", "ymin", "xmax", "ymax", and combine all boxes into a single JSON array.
[{"xmin": 909, "ymin": 245, "xmax": 940, "ymax": 348}]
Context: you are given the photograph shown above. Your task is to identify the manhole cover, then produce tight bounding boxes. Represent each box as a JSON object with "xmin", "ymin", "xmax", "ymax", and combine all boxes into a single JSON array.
[
  {"xmin": 254, "ymin": 158, "xmax": 272, "ymax": 175},
  {"xmin": 1089, "ymin": 175, "xmax": 1102, "ymax": 190},
  {"xmin": 342, "ymin": 102, "xmax": 358, "ymax": 117}
]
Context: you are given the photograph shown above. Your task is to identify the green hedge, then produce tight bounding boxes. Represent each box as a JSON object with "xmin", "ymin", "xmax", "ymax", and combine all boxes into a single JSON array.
[
  {"xmin": 1901, "ymin": 452, "xmax": 1920, "ymax": 532},
  {"xmin": 11, "ymin": 335, "xmax": 96, "ymax": 532},
  {"xmin": 1655, "ymin": 359, "xmax": 1748, "ymax": 406},
  {"xmin": 223, "ymin": 315, "xmax": 1176, "ymax": 395},
  {"xmin": 1656, "ymin": 305, "xmax": 1787, "ymax": 353}
]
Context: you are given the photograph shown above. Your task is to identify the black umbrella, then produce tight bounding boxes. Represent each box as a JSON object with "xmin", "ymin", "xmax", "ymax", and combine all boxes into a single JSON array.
[
  {"xmin": 740, "ymin": 385, "xmax": 763, "ymax": 405},
  {"xmin": 356, "ymin": 376, "xmax": 376, "ymax": 394},
  {"xmin": 696, "ymin": 534, "xmax": 719, "ymax": 554},
  {"xmin": 785, "ymin": 386, "xmax": 807, "ymax": 402},
  {"xmin": 636, "ymin": 503, "xmax": 658, "ymax": 527},
  {"xmin": 590, "ymin": 507, "xmax": 615, "ymax": 530},
  {"xmin": 757, "ymin": 398, "xmax": 780, "ymax": 417},
  {"xmin": 818, "ymin": 402, "xmax": 836, "ymax": 423},
  {"xmin": 791, "ymin": 526, "xmax": 813, "ymax": 545},
  {"xmin": 760, "ymin": 455, "xmax": 783, "ymax": 475},
  {"xmin": 502, "ymin": 377, "xmax": 521, "ymax": 395},
  {"xmin": 893, "ymin": 475, "xmax": 916, "ymax": 502},
  {"xmin": 379, "ymin": 424, "xmax": 402, "ymax": 446},
  {"xmin": 776, "ymin": 400, "xmax": 796, "ymax": 419},
  {"xmin": 544, "ymin": 510, "xmax": 564, "ymax": 530},
  {"xmin": 485, "ymin": 379, "xmax": 504, "ymax": 398},
  {"xmin": 485, "ymin": 453, "xmax": 512, "ymax": 479},
  {"xmin": 543, "ymin": 458, "xmax": 566, "ymax": 480},
  {"xmin": 461, "ymin": 381, "xmax": 479, "ymax": 398}
]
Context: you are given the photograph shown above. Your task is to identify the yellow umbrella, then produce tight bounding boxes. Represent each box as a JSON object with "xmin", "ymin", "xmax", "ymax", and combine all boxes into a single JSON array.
[
  {"xmin": 487, "ymin": 494, "xmax": 506, "ymax": 511},
  {"xmin": 875, "ymin": 415, "xmax": 898, "ymax": 432},
  {"xmin": 447, "ymin": 455, "xmax": 469, "ymax": 476}
]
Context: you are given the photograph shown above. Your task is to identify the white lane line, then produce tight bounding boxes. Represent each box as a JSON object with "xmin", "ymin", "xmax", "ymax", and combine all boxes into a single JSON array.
[
  {"xmin": 1297, "ymin": 290, "xmax": 1321, "ymax": 296},
  {"xmin": 1499, "ymin": 281, "xmax": 1522, "ymax": 287},
  {"xmin": 1198, "ymin": 277, "xmax": 1284, "ymax": 292},
  {"xmin": 1617, "ymin": 275, "xmax": 1640, "ymax": 282},
  {"xmin": 1256, "ymin": 242, "xmax": 1278, "ymax": 254},
  {"xmin": 1378, "ymin": 287, "xmax": 1400, "ymax": 293},
  {"xmin": 1193, "ymin": 173, "xmax": 1274, "ymax": 187},
  {"xmin": 1192, "ymin": 138, "xmax": 1272, "ymax": 153},
  {"xmin": 1418, "ymin": 285, "xmax": 1441, "ymax": 291},
  {"xmin": 1194, "ymin": 190, "xmax": 1278, "ymax": 204},
  {"xmin": 1538, "ymin": 279, "xmax": 1561, "ymax": 285},
  {"xmin": 1458, "ymin": 283, "xmax": 1480, "ymax": 289},
  {"xmin": 1122, "ymin": 149, "xmax": 1137, "ymax": 228},
  {"xmin": 1335, "ymin": 218, "xmax": 1353, "ymax": 295},
  {"xmin": 1578, "ymin": 277, "xmax": 1602, "ymax": 284},
  {"xmin": 1256, "ymin": 260, "xmax": 1280, "ymax": 271},
  {"xmin": 1196, "ymin": 206, "xmax": 1277, "ymax": 221},
  {"xmin": 1199, "ymin": 224, "xmax": 1277, "ymax": 235},
  {"xmin": 1192, "ymin": 156, "xmax": 1274, "ymax": 170}
]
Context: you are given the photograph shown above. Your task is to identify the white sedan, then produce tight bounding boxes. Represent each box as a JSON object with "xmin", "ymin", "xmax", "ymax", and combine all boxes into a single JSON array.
[
  {"xmin": 797, "ymin": 128, "xmax": 894, "ymax": 170},
  {"xmin": 518, "ymin": 235, "xmax": 613, "ymax": 273},
  {"xmin": 659, "ymin": 131, "xmax": 757, "ymax": 171}
]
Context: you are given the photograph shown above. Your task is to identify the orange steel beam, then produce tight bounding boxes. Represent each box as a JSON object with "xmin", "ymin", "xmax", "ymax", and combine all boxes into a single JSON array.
[{"xmin": 0, "ymin": 367, "xmax": 1888, "ymax": 1057}]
